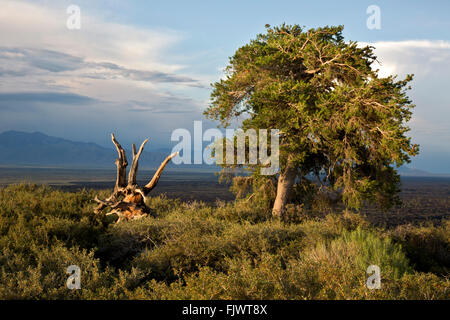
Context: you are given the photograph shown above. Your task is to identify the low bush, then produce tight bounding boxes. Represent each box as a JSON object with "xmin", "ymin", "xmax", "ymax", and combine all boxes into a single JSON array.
[
  {"xmin": 389, "ymin": 222, "xmax": 450, "ymax": 275},
  {"xmin": 0, "ymin": 184, "xmax": 448, "ymax": 300}
]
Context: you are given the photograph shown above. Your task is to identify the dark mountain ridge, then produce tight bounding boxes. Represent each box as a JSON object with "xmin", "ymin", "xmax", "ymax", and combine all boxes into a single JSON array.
[{"xmin": 0, "ymin": 130, "xmax": 181, "ymax": 168}]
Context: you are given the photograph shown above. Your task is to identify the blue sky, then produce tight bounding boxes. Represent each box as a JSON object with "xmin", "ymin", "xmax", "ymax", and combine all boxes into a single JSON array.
[{"xmin": 0, "ymin": 0, "xmax": 449, "ymax": 172}]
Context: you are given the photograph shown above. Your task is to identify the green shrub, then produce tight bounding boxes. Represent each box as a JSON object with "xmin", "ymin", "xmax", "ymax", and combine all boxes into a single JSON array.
[
  {"xmin": 0, "ymin": 184, "xmax": 447, "ymax": 300},
  {"xmin": 389, "ymin": 221, "xmax": 450, "ymax": 275},
  {"xmin": 0, "ymin": 241, "xmax": 112, "ymax": 299}
]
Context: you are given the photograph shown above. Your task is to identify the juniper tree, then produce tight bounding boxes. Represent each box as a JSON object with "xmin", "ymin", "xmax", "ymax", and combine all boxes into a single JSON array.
[{"xmin": 205, "ymin": 24, "xmax": 418, "ymax": 218}]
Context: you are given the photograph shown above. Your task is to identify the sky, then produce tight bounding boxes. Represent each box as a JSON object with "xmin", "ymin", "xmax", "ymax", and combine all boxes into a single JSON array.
[{"xmin": 0, "ymin": 0, "xmax": 449, "ymax": 172}]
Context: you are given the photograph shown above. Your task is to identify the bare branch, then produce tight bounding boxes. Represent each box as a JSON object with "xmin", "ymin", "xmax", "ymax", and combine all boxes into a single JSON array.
[
  {"xmin": 93, "ymin": 196, "xmax": 121, "ymax": 207},
  {"xmin": 128, "ymin": 138, "xmax": 149, "ymax": 187},
  {"xmin": 143, "ymin": 151, "xmax": 179, "ymax": 193},
  {"xmin": 111, "ymin": 133, "xmax": 128, "ymax": 194},
  {"xmin": 93, "ymin": 195, "xmax": 124, "ymax": 214}
]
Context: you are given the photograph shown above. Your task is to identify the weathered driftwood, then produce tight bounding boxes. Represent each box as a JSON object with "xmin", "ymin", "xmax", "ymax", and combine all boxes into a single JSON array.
[{"xmin": 94, "ymin": 133, "xmax": 177, "ymax": 222}]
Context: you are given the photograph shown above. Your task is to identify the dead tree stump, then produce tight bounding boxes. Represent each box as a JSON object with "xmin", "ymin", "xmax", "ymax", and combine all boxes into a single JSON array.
[{"xmin": 94, "ymin": 133, "xmax": 178, "ymax": 222}]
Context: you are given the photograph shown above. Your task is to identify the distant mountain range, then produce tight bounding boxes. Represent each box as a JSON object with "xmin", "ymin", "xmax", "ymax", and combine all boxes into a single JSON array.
[
  {"xmin": 396, "ymin": 166, "xmax": 449, "ymax": 177},
  {"xmin": 0, "ymin": 130, "xmax": 447, "ymax": 176},
  {"xmin": 0, "ymin": 130, "xmax": 190, "ymax": 169}
]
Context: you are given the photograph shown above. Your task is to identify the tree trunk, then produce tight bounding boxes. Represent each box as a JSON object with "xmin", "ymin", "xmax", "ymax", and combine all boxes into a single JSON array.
[{"xmin": 272, "ymin": 157, "xmax": 297, "ymax": 219}]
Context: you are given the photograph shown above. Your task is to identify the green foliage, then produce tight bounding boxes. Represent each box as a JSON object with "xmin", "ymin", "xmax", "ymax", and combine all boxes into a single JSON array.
[
  {"xmin": 205, "ymin": 24, "xmax": 419, "ymax": 210},
  {"xmin": 313, "ymin": 227, "xmax": 411, "ymax": 281},
  {"xmin": 0, "ymin": 184, "xmax": 447, "ymax": 300},
  {"xmin": 389, "ymin": 222, "xmax": 450, "ymax": 275}
]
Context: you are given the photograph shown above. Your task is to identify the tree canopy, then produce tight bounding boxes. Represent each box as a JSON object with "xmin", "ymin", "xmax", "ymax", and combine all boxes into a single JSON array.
[{"xmin": 205, "ymin": 24, "xmax": 418, "ymax": 218}]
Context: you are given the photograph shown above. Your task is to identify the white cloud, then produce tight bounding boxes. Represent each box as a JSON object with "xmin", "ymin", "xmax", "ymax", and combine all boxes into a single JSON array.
[
  {"xmin": 360, "ymin": 40, "xmax": 450, "ymax": 77},
  {"xmin": 360, "ymin": 40, "xmax": 450, "ymax": 172},
  {"xmin": 0, "ymin": 0, "xmax": 212, "ymax": 148},
  {"xmin": 0, "ymin": 0, "xmax": 208, "ymax": 93},
  {"xmin": 0, "ymin": 1, "xmax": 182, "ymax": 71}
]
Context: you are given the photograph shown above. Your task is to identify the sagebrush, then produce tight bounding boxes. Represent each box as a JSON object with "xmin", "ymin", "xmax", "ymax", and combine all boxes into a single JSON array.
[{"xmin": 0, "ymin": 184, "xmax": 448, "ymax": 299}]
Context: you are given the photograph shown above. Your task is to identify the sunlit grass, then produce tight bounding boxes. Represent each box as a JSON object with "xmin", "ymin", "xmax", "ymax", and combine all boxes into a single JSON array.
[{"xmin": 0, "ymin": 184, "xmax": 448, "ymax": 299}]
